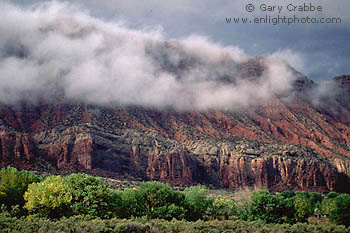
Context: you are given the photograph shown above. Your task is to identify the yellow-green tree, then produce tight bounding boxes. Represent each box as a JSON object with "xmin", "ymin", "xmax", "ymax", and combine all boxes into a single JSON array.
[
  {"xmin": 24, "ymin": 176, "xmax": 72, "ymax": 218},
  {"xmin": 293, "ymin": 194, "xmax": 313, "ymax": 222},
  {"xmin": 207, "ymin": 198, "xmax": 236, "ymax": 220}
]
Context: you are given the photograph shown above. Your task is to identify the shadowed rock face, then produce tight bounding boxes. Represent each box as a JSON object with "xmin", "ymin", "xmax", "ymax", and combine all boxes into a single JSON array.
[{"xmin": 1, "ymin": 59, "xmax": 350, "ymax": 192}]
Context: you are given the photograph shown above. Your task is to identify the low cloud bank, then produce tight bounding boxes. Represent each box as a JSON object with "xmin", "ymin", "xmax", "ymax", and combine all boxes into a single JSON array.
[{"xmin": 0, "ymin": 1, "xmax": 312, "ymax": 110}]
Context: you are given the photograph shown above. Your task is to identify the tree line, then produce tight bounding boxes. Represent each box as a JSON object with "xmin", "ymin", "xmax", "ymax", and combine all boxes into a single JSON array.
[{"xmin": 0, "ymin": 166, "xmax": 349, "ymax": 227}]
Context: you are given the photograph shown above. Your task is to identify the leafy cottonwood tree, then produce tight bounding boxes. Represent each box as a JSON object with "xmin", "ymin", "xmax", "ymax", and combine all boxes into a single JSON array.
[
  {"xmin": 329, "ymin": 194, "xmax": 350, "ymax": 226},
  {"xmin": 248, "ymin": 190, "xmax": 293, "ymax": 224},
  {"xmin": 121, "ymin": 181, "xmax": 185, "ymax": 220},
  {"xmin": 24, "ymin": 176, "xmax": 72, "ymax": 218},
  {"xmin": 65, "ymin": 173, "xmax": 121, "ymax": 218}
]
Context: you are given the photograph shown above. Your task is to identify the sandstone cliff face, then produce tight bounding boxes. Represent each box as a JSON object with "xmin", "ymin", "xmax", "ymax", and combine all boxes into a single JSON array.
[
  {"xmin": 1, "ymin": 71, "xmax": 350, "ymax": 192},
  {"xmin": 0, "ymin": 125, "xmax": 35, "ymax": 162},
  {"xmin": 2, "ymin": 113, "xmax": 349, "ymax": 192}
]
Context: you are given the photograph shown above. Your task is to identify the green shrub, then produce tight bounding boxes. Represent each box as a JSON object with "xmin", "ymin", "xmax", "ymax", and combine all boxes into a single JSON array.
[
  {"xmin": 158, "ymin": 203, "xmax": 185, "ymax": 220},
  {"xmin": 183, "ymin": 185, "xmax": 212, "ymax": 221},
  {"xmin": 0, "ymin": 167, "xmax": 39, "ymax": 209},
  {"xmin": 207, "ymin": 198, "xmax": 236, "ymax": 220},
  {"xmin": 280, "ymin": 190, "xmax": 296, "ymax": 199},
  {"xmin": 321, "ymin": 198, "xmax": 336, "ymax": 216},
  {"xmin": 65, "ymin": 173, "xmax": 121, "ymax": 219},
  {"xmin": 235, "ymin": 202, "xmax": 250, "ymax": 221},
  {"xmin": 293, "ymin": 194, "xmax": 313, "ymax": 222},
  {"xmin": 308, "ymin": 192, "xmax": 323, "ymax": 210},
  {"xmin": 115, "ymin": 222, "xmax": 150, "ymax": 233},
  {"xmin": 120, "ymin": 188, "xmax": 144, "ymax": 218},
  {"xmin": 121, "ymin": 181, "xmax": 185, "ymax": 220},
  {"xmin": 326, "ymin": 192, "xmax": 339, "ymax": 199},
  {"xmin": 328, "ymin": 194, "xmax": 350, "ymax": 226},
  {"xmin": 247, "ymin": 190, "xmax": 294, "ymax": 224},
  {"xmin": 1, "ymin": 214, "xmax": 350, "ymax": 233}
]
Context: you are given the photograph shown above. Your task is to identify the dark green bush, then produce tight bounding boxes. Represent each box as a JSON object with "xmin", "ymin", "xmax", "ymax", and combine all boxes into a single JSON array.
[
  {"xmin": 329, "ymin": 194, "xmax": 350, "ymax": 226},
  {"xmin": 0, "ymin": 167, "xmax": 39, "ymax": 209},
  {"xmin": 247, "ymin": 190, "xmax": 295, "ymax": 224},
  {"xmin": 121, "ymin": 181, "xmax": 185, "ymax": 220},
  {"xmin": 183, "ymin": 185, "xmax": 212, "ymax": 221},
  {"xmin": 120, "ymin": 188, "xmax": 144, "ymax": 218},
  {"xmin": 280, "ymin": 190, "xmax": 296, "ymax": 199},
  {"xmin": 65, "ymin": 173, "xmax": 121, "ymax": 219},
  {"xmin": 308, "ymin": 192, "xmax": 323, "ymax": 209},
  {"xmin": 326, "ymin": 192, "xmax": 339, "ymax": 199}
]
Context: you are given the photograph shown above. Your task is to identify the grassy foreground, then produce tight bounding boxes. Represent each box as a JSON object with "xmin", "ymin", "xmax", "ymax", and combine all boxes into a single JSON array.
[{"xmin": 0, "ymin": 215, "xmax": 349, "ymax": 233}]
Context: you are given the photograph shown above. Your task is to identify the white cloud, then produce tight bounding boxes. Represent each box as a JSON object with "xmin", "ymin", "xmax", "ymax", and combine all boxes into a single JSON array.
[
  {"xmin": 0, "ymin": 1, "xmax": 303, "ymax": 110},
  {"xmin": 270, "ymin": 49, "xmax": 305, "ymax": 74}
]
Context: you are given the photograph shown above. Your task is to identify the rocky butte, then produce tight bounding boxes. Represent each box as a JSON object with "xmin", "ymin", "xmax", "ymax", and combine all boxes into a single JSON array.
[{"xmin": 0, "ymin": 51, "xmax": 350, "ymax": 193}]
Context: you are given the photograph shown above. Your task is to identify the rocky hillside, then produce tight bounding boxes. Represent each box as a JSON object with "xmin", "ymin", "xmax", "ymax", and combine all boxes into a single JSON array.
[{"xmin": 1, "ymin": 59, "xmax": 350, "ymax": 193}]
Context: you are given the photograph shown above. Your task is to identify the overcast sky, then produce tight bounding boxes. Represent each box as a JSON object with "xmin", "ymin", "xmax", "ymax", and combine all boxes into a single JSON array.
[{"xmin": 8, "ymin": 0, "xmax": 350, "ymax": 82}]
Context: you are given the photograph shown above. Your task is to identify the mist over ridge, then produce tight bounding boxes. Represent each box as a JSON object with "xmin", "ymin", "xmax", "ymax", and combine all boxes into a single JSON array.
[{"xmin": 0, "ymin": 1, "xmax": 344, "ymax": 111}]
